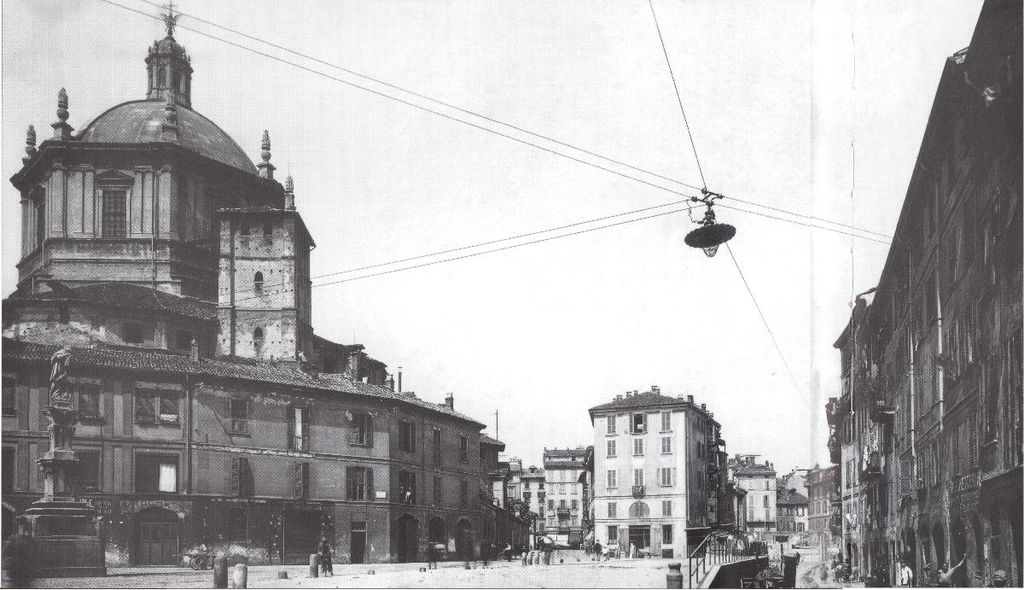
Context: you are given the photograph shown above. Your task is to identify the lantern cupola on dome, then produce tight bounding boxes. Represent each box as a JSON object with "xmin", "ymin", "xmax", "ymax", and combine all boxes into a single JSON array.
[{"xmin": 145, "ymin": 3, "xmax": 193, "ymax": 108}]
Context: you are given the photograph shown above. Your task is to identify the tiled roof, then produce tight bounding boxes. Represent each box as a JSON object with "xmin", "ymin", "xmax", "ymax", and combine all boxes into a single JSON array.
[
  {"xmin": 215, "ymin": 207, "xmax": 314, "ymax": 248},
  {"xmin": 777, "ymin": 489, "xmax": 809, "ymax": 505},
  {"xmin": 480, "ymin": 434, "xmax": 505, "ymax": 448},
  {"xmin": 77, "ymin": 100, "xmax": 257, "ymax": 174},
  {"xmin": 588, "ymin": 391, "xmax": 685, "ymax": 412},
  {"xmin": 14, "ymin": 282, "xmax": 216, "ymax": 322},
  {"xmin": 2, "ymin": 338, "xmax": 484, "ymax": 427},
  {"xmin": 733, "ymin": 463, "xmax": 777, "ymax": 476}
]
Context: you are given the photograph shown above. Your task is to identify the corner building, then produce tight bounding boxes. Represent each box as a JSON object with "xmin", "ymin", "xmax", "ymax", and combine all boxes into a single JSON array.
[
  {"xmin": 2, "ymin": 19, "xmax": 493, "ymax": 566},
  {"xmin": 589, "ymin": 388, "xmax": 726, "ymax": 558}
]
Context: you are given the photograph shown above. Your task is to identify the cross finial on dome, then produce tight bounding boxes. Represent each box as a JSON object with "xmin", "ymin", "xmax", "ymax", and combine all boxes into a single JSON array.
[
  {"xmin": 162, "ymin": 1, "xmax": 180, "ymax": 38},
  {"xmin": 52, "ymin": 88, "xmax": 74, "ymax": 140},
  {"xmin": 257, "ymin": 130, "xmax": 276, "ymax": 179}
]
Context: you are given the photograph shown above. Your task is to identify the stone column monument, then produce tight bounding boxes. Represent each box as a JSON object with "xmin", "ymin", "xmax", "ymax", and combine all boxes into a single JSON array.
[{"xmin": 22, "ymin": 347, "xmax": 106, "ymax": 577}]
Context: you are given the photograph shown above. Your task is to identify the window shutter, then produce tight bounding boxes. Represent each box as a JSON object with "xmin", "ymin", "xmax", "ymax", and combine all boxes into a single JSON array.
[
  {"xmin": 367, "ymin": 468, "xmax": 375, "ymax": 500},
  {"xmin": 672, "ymin": 468, "xmax": 677, "ymax": 486},
  {"xmin": 367, "ymin": 416, "xmax": 374, "ymax": 447},
  {"xmin": 301, "ymin": 407, "xmax": 311, "ymax": 451},
  {"xmin": 246, "ymin": 396, "xmax": 254, "ymax": 434},
  {"xmin": 293, "ymin": 462, "xmax": 304, "ymax": 498},
  {"xmin": 231, "ymin": 457, "xmax": 240, "ymax": 496},
  {"xmin": 286, "ymin": 405, "xmax": 295, "ymax": 450}
]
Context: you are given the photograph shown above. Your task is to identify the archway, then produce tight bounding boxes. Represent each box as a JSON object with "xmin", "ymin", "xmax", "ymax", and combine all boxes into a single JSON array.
[
  {"xmin": 394, "ymin": 514, "xmax": 418, "ymax": 563},
  {"xmin": 136, "ymin": 506, "xmax": 180, "ymax": 565},
  {"xmin": 455, "ymin": 518, "xmax": 473, "ymax": 561},
  {"xmin": 428, "ymin": 517, "xmax": 446, "ymax": 544},
  {"xmin": 628, "ymin": 501, "xmax": 650, "ymax": 519}
]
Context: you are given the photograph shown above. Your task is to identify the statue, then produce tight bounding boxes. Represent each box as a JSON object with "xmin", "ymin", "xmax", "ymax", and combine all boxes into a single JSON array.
[{"xmin": 49, "ymin": 347, "xmax": 72, "ymax": 407}]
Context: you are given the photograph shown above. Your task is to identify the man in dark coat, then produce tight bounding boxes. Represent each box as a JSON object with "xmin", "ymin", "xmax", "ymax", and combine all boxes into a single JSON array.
[{"xmin": 319, "ymin": 536, "xmax": 333, "ymax": 576}]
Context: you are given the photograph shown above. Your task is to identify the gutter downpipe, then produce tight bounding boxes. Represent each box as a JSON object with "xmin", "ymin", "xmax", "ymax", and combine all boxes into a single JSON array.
[
  {"xmin": 185, "ymin": 371, "xmax": 193, "ymax": 495},
  {"xmin": 934, "ymin": 268, "xmax": 945, "ymax": 433}
]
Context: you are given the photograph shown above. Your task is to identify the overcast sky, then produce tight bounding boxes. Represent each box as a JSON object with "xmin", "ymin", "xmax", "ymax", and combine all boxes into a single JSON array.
[{"xmin": 2, "ymin": 1, "xmax": 983, "ymax": 473}]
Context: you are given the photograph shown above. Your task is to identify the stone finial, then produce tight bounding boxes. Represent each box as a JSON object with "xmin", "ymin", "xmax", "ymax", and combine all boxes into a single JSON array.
[
  {"xmin": 284, "ymin": 174, "xmax": 295, "ymax": 210},
  {"xmin": 162, "ymin": 93, "xmax": 179, "ymax": 140},
  {"xmin": 23, "ymin": 125, "xmax": 37, "ymax": 165},
  {"xmin": 257, "ymin": 130, "xmax": 275, "ymax": 179},
  {"xmin": 52, "ymin": 88, "xmax": 74, "ymax": 140}
]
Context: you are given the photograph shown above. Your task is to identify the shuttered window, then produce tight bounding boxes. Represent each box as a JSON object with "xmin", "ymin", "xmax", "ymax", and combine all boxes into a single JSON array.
[
  {"xmin": 346, "ymin": 466, "xmax": 373, "ymax": 501},
  {"xmin": 230, "ymin": 398, "xmax": 249, "ymax": 435},
  {"xmin": 351, "ymin": 413, "xmax": 373, "ymax": 446},
  {"xmin": 287, "ymin": 406, "xmax": 310, "ymax": 451},
  {"xmin": 231, "ymin": 457, "xmax": 253, "ymax": 497},
  {"xmin": 294, "ymin": 462, "xmax": 310, "ymax": 498}
]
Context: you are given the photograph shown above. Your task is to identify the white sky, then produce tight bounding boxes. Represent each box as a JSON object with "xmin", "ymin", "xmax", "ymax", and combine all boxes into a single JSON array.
[{"xmin": 2, "ymin": 1, "xmax": 983, "ymax": 473}]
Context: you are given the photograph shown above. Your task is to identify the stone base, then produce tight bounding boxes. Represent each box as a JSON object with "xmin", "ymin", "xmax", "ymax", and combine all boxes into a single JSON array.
[{"xmin": 23, "ymin": 499, "xmax": 106, "ymax": 578}]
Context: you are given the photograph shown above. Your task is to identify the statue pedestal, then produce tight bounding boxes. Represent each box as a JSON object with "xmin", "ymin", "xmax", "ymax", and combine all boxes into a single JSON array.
[{"xmin": 22, "ymin": 498, "xmax": 106, "ymax": 577}]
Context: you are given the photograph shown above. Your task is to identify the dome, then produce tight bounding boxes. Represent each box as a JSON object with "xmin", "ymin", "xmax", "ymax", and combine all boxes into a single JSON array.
[{"xmin": 77, "ymin": 100, "xmax": 257, "ymax": 174}]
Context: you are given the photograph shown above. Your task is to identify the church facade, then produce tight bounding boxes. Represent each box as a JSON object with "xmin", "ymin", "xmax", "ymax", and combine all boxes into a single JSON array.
[{"xmin": 2, "ymin": 15, "xmax": 497, "ymax": 566}]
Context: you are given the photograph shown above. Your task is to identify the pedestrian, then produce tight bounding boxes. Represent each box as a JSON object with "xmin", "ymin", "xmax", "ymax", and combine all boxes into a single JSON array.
[
  {"xmin": 427, "ymin": 542, "xmax": 438, "ymax": 570},
  {"xmin": 318, "ymin": 536, "xmax": 333, "ymax": 576},
  {"xmin": 938, "ymin": 554, "xmax": 966, "ymax": 587},
  {"xmin": 593, "ymin": 541, "xmax": 602, "ymax": 559},
  {"xmin": 897, "ymin": 559, "xmax": 914, "ymax": 587},
  {"xmin": 1, "ymin": 518, "xmax": 34, "ymax": 589}
]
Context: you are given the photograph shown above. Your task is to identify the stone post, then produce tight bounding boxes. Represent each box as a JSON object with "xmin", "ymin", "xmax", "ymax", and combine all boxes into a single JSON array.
[
  {"xmin": 666, "ymin": 562, "xmax": 683, "ymax": 589},
  {"xmin": 309, "ymin": 553, "xmax": 319, "ymax": 577}
]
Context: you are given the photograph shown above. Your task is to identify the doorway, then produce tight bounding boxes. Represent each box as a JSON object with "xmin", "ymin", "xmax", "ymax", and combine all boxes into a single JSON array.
[
  {"xmin": 455, "ymin": 518, "xmax": 473, "ymax": 561},
  {"xmin": 628, "ymin": 525, "xmax": 651, "ymax": 550},
  {"xmin": 283, "ymin": 510, "xmax": 320, "ymax": 564},
  {"xmin": 351, "ymin": 521, "xmax": 367, "ymax": 564},
  {"xmin": 137, "ymin": 507, "xmax": 180, "ymax": 565},
  {"xmin": 395, "ymin": 514, "xmax": 418, "ymax": 563}
]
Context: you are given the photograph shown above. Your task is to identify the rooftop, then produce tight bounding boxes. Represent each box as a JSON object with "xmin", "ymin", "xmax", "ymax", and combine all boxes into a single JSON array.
[
  {"xmin": 777, "ymin": 489, "xmax": 809, "ymax": 505},
  {"xmin": 10, "ymin": 281, "xmax": 216, "ymax": 322},
  {"xmin": 3, "ymin": 338, "xmax": 483, "ymax": 427},
  {"xmin": 732, "ymin": 463, "xmax": 777, "ymax": 477}
]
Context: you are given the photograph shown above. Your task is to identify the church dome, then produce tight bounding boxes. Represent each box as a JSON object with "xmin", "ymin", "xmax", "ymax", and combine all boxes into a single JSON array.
[{"xmin": 77, "ymin": 100, "xmax": 258, "ymax": 175}]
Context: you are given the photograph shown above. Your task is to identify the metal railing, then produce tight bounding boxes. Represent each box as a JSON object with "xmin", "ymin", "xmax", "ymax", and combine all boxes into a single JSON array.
[{"xmin": 687, "ymin": 535, "xmax": 752, "ymax": 588}]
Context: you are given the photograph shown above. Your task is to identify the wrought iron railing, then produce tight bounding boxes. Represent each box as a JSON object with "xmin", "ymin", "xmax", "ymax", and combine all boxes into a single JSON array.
[{"xmin": 687, "ymin": 535, "xmax": 751, "ymax": 588}]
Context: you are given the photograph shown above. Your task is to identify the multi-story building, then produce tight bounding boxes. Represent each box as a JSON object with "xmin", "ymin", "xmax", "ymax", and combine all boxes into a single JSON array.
[
  {"xmin": 806, "ymin": 465, "xmax": 840, "ymax": 550},
  {"xmin": 827, "ymin": 1, "xmax": 1022, "ymax": 585},
  {"xmin": 589, "ymin": 388, "xmax": 726, "ymax": 558},
  {"xmin": 543, "ymin": 447, "xmax": 589, "ymax": 547},
  {"xmin": 776, "ymin": 488, "xmax": 809, "ymax": 534},
  {"xmin": 731, "ymin": 455, "xmax": 776, "ymax": 535},
  {"xmin": 1, "ymin": 16, "xmax": 497, "ymax": 566},
  {"xmin": 521, "ymin": 464, "xmax": 546, "ymax": 544}
]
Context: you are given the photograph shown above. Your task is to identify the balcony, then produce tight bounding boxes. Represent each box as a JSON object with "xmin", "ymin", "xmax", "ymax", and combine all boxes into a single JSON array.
[
  {"xmin": 632, "ymin": 485, "xmax": 646, "ymax": 498},
  {"xmin": 870, "ymin": 399, "xmax": 896, "ymax": 423},
  {"xmin": 861, "ymin": 451, "xmax": 884, "ymax": 480}
]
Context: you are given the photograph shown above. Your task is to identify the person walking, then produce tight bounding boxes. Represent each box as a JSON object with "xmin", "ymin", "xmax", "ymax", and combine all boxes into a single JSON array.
[
  {"xmin": 318, "ymin": 536, "xmax": 333, "ymax": 576},
  {"xmin": 938, "ymin": 555, "xmax": 966, "ymax": 587},
  {"xmin": 897, "ymin": 559, "xmax": 914, "ymax": 587}
]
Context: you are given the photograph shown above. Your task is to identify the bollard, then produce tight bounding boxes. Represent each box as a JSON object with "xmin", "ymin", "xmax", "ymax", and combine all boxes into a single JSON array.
[
  {"xmin": 368, "ymin": 569, "xmax": 375, "ymax": 575},
  {"xmin": 213, "ymin": 553, "xmax": 228, "ymax": 589},
  {"xmin": 419, "ymin": 567, "xmax": 427, "ymax": 572},
  {"xmin": 232, "ymin": 563, "xmax": 247, "ymax": 589},
  {"xmin": 522, "ymin": 552, "xmax": 528, "ymax": 566},
  {"xmin": 560, "ymin": 558, "xmax": 564, "ymax": 564},
  {"xmin": 277, "ymin": 571, "xmax": 288, "ymax": 579},
  {"xmin": 666, "ymin": 562, "xmax": 683, "ymax": 589},
  {"xmin": 309, "ymin": 554, "xmax": 319, "ymax": 578}
]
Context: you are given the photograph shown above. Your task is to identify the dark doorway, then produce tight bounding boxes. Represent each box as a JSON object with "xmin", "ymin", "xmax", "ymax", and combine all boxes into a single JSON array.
[
  {"xmin": 428, "ymin": 517, "xmax": 446, "ymax": 543},
  {"xmin": 455, "ymin": 518, "xmax": 473, "ymax": 561},
  {"xmin": 395, "ymin": 514, "xmax": 418, "ymax": 563},
  {"xmin": 628, "ymin": 525, "xmax": 651, "ymax": 550},
  {"xmin": 351, "ymin": 521, "xmax": 367, "ymax": 564},
  {"xmin": 137, "ymin": 507, "xmax": 180, "ymax": 565},
  {"xmin": 283, "ymin": 510, "xmax": 320, "ymax": 564}
]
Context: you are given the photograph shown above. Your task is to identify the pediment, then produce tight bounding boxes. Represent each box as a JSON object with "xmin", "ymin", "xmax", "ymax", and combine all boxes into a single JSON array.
[{"xmin": 94, "ymin": 169, "xmax": 135, "ymax": 186}]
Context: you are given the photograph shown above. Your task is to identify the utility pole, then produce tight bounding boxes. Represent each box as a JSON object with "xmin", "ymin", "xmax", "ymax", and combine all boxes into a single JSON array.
[{"xmin": 495, "ymin": 410, "xmax": 499, "ymax": 440}]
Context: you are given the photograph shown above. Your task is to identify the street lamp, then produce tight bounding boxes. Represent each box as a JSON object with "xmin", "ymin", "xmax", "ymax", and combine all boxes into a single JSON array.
[{"xmin": 685, "ymin": 191, "xmax": 736, "ymax": 257}]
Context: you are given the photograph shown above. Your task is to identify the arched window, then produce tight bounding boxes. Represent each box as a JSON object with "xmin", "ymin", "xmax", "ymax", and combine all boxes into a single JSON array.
[
  {"xmin": 628, "ymin": 501, "xmax": 650, "ymax": 519},
  {"xmin": 253, "ymin": 272, "xmax": 264, "ymax": 295},
  {"xmin": 158, "ymin": 66, "xmax": 166, "ymax": 87},
  {"xmin": 253, "ymin": 328, "xmax": 264, "ymax": 350}
]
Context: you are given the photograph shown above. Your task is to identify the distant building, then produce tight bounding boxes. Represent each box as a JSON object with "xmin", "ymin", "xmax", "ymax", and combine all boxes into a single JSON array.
[
  {"xmin": 776, "ymin": 488, "xmax": 809, "ymax": 534},
  {"xmin": 731, "ymin": 455, "xmax": 777, "ymax": 535},
  {"xmin": 543, "ymin": 447, "xmax": 589, "ymax": 547},
  {"xmin": 806, "ymin": 465, "xmax": 839, "ymax": 548},
  {"xmin": 589, "ymin": 387, "xmax": 726, "ymax": 558}
]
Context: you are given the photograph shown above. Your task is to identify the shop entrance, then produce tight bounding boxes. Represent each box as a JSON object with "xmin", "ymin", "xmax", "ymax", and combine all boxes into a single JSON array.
[
  {"xmin": 628, "ymin": 525, "xmax": 651, "ymax": 550},
  {"xmin": 137, "ymin": 507, "xmax": 180, "ymax": 565}
]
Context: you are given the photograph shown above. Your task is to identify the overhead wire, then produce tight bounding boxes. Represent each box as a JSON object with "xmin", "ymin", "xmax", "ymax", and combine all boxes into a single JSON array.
[
  {"xmin": 113, "ymin": 0, "xmax": 891, "ymax": 243},
  {"xmin": 647, "ymin": 0, "xmax": 707, "ymax": 191},
  {"xmin": 725, "ymin": 242, "xmax": 808, "ymax": 403}
]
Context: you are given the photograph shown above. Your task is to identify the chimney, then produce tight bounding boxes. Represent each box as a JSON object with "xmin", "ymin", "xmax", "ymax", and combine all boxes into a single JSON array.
[
  {"xmin": 615, "ymin": 395, "xmax": 623, "ymax": 401},
  {"xmin": 384, "ymin": 373, "xmax": 395, "ymax": 392},
  {"xmin": 651, "ymin": 385, "xmax": 660, "ymax": 394},
  {"xmin": 189, "ymin": 338, "xmax": 200, "ymax": 362},
  {"xmin": 397, "ymin": 367, "xmax": 403, "ymax": 393},
  {"xmin": 701, "ymin": 403, "xmax": 706, "ymax": 410},
  {"xmin": 445, "ymin": 393, "xmax": 454, "ymax": 409},
  {"xmin": 687, "ymin": 395, "xmax": 694, "ymax": 403}
]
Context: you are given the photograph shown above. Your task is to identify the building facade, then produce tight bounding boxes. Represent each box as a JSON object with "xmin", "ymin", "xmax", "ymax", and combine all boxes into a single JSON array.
[
  {"xmin": 776, "ymin": 489, "xmax": 809, "ymax": 535},
  {"xmin": 806, "ymin": 465, "xmax": 840, "ymax": 549},
  {"xmin": 543, "ymin": 447, "xmax": 588, "ymax": 547},
  {"xmin": 730, "ymin": 456, "xmax": 777, "ymax": 536},
  {"xmin": 827, "ymin": 1, "xmax": 1022, "ymax": 584},
  {"xmin": 589, "ymin": 388, "xmax": 726, "ymax": 558},
  {"xmin": 1, "ymin": 18, "xmax": 497, "ymax": 566}
]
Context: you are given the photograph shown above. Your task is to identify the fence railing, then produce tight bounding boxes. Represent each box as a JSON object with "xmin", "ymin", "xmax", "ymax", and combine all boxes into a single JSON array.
[{"xmin": 687, "ymin": 535, "xmax": 756, "ymax": 588}]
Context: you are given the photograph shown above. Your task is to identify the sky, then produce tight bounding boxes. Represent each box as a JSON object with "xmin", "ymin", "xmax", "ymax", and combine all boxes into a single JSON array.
[{"xmin": 2, "ymin": 0, "xmax": 983, "ymax": 474}]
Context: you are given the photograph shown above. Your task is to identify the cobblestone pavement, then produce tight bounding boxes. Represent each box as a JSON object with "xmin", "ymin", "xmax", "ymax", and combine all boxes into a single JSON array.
[{"xmin": 32, "ymin": 558, "xmax": 688, "ymax": 589}]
